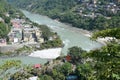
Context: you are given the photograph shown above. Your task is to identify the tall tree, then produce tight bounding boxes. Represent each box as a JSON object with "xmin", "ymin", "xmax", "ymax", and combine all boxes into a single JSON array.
[{"xmin": 68, "ymin": 46, "xmax": 86, "ymax": 64}]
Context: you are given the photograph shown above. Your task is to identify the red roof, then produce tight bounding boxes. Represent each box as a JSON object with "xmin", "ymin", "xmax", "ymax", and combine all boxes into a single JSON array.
[
  {"xmin": 66, "ymin": 55, "xmax": 71, "ymax": 61},
  {"xmin": 34, "ymin": 64, "xmax": 41, "ymax": 68}
]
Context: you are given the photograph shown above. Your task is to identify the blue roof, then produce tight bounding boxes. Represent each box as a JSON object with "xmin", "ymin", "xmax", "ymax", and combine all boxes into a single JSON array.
[{"xmin": 66, "ymin": 75, "xmax": 78, "ymax": 80}]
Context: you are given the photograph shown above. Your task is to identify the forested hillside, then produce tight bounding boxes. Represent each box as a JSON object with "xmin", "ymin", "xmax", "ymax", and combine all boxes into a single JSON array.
[
  {"xmin": 0, "ymin": 0, "xmax": 24, "ymax": 39},
  {"xmin": 7, "ymin": 0, "xmax": 78, "ymax": 12},
  {"xmin": 0, "ymin": 0, "xmax": 12, "ymax": 38},
  {"xmin": 0, "ymin": 0, "xmax": 9, "ymax": 12},
  {"xmin": 7, "ymin": 0, "xmax": 120, "ymax": 30}
]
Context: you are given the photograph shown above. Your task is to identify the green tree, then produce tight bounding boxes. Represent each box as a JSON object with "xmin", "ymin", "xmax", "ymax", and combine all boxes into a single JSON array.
[
  {"xmin": 60, "ymin": 62, "xmax": 72, "ymax": 76},
  {"xmin": 0, "ymin": 22, "xmax": 9, "ymax": 38},
  {"xmin": 40, "ymin": 75, "xmax": 53, "ymax": 80},
  {"xmin": 76, "ymin": 63, "xmax": 93, "ymax": 80},
  {"xmin": 85, "ymin": 43, "xmax": 120, "ymax": 80},
  {"xmin": 68, "ymin": 46, "xmax": 86, "ymax": 64},
  {"xmin": 87, "ymin": 28, "xmax": 120, "ymax": 79},
  {"xmin": 0, "ymin": 60, "xmax": 21, "ymax": 76},
  {"xmin": 51, "ymin": 69, "xmax": 65, "ymax": 80},
  {"xmin": 92, "ymin": 28, "xmax": 120, "ymax": 39},
  {"xmin": 33, "ymin": 23, "xmax": 53, "ymax": 41}
]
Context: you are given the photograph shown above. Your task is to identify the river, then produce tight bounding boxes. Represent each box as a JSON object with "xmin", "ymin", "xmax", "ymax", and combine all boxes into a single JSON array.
[
  {"xmin": 22, "ymin": 10, "xmax": 103, "ymax": 53},
  {"xmin": 0, "ymin": 10, "xmax": 103, "ymax": 65}
]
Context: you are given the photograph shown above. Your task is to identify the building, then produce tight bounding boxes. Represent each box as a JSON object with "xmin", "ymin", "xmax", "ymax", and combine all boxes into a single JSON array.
[
  {"xmin": 33, "ymin": 64, "xmax": 41, "ymax": 69},
  {"xmin": 24, "ymin": 32, "xmax": 34, "ymax": 42},
  {"xmin": 11, "ymin": 19, "xmax": 25, "ymax": 28},
  {"xmin": 0, "ymin": 17, "xmax": 4, "ymax": 22},
  {"xmin": 23, "ymin": 27, "xmax": 43, "ymax": 43},
  {"xmin": 0, "ymin": 39, "xmax": 7, "ymax": 46},
  {"xmin": 9, "ymin": 18, "xmax": 44, "ymax": 44},
  {"xmin": 93, "ymin": 0, "xmax": 97, "ymax": 4},
  {"xmin": 66, "ymin": 75, "xmax": 78, "ymax": 80},
  {"xmin": 28, "ymin": 76, "xmax": 38, "ymax": 80},
  {"xmin": 8, "ymin": 28, "xmax": 22, "ymax": 43}
]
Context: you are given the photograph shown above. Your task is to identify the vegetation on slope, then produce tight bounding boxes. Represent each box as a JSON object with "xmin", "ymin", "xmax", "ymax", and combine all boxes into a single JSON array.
[
  {"xmin": 92, "ymin": 28, "xmax": 120, "ymax": 39},
  {"xmin": 7, "ymin": 0, "xmax": 120, "ymax": 30},
  {"xmin": 0, "ymin": 0, "xmax": 11, "ymax": 38}
]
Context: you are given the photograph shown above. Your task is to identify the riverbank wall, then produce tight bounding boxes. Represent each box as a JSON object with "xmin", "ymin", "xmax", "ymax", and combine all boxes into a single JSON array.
[{"xmin": 0, "ymin": 44, "xmax": 23, "ymax": 53}]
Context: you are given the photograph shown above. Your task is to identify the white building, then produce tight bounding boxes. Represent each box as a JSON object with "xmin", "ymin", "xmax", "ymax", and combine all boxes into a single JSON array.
[{"xmin": 28, "ymin": 76, "xmax": 38, "ymax": 80}]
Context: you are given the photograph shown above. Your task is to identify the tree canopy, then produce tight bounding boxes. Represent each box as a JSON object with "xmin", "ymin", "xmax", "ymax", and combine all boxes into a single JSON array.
[
  {"xmin": 84, "ymin": 43, "xmax": 120, "ymax": 80},
  {"xmin": 92, "ymin": 28, "xmax": 120, "ymax": 39},
  {"xmin": 0, "ymin": 22, "xmax": 9, "ymax": 38}
]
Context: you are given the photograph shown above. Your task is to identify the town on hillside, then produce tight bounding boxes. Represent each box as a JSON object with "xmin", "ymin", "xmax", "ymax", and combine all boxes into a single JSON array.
[
  {"xmin": 0, "ymin": 12, "xmax": 60, "ymax": 53},
  {"xmin": 0, "ymin": 16, "xmax": 44, "ymax": 46},
  {"xmin": 76, "ymin": 0, "xmax": 120, "ymax": 18}
]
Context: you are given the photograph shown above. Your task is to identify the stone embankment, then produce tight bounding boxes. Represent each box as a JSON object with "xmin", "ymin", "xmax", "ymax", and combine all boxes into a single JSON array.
[{"xmin": 0, "ymin": 44, "xmax": 23, "ymax": 53}]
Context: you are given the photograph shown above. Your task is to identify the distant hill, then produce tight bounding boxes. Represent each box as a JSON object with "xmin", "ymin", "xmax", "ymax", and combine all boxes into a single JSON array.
[
  {"xmin": 7, "ymin": 0, "xmax": 120, "ymax": 30},
  {"xmin": 7, "ymin": 0, "xmax": 78, "ymax": 13}
]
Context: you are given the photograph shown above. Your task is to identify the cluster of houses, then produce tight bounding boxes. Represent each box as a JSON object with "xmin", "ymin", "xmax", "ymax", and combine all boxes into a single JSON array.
[
  {"xmin": 8, "ymin": 18, "xmax": 44, "ymax": 44},
  {"xmin": 76, "ymin": 0, "xmax": 120, "ymax": 18},
  {"xmin": 104, "ymin": 2, "xmax": 120, "ymax": 14},
  {"xmin": 0, "ymin": 17, "xmax": 44, "ymax": 46},
  {"xmin": 0, "ymin": 13, "xmax": 57, "ymax": 48}
]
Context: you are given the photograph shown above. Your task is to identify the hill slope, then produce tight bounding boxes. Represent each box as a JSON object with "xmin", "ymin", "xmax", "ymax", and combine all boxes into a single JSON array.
[
  {"xmin": 7, "ymin": 0, "xmax": 120, "ymax": 30},
  {"xmin": 0, "ymin": 0, "xmax": 12, "ymax": 38}
]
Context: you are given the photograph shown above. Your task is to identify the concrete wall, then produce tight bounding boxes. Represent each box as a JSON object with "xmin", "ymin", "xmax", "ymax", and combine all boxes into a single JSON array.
[{"xmin": 0, "ymin": 44, "xmax": 23, "ymax": 53}]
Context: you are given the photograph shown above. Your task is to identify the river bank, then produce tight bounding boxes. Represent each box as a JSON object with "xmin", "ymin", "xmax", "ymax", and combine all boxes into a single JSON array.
[{"xmin": 29, "ymin": 48, "xmax": 62, "ymax": 59}]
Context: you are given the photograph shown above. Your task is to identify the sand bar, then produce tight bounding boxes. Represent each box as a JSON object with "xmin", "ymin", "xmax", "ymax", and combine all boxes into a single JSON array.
[{"xmin": 29, "ymin": 48, "xmax": 62, "ymax": 59}]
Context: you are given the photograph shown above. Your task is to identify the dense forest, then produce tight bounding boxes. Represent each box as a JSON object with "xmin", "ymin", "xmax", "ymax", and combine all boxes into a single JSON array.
[{"xmin": 7, "ymin": 0, "xmax": 120, "ymax": 30}]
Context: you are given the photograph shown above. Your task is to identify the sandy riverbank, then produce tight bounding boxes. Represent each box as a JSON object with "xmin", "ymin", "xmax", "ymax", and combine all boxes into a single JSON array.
[
  {"xmin": 96, "ymin": 37, "xmax": 115, "ymax": 45},
  {"xmin": 96, "ymin": 38, "xmax": 107, "ymax": 45},
  {"xmin": 29, "ymin": 48, "xmax": 62, "ymax": 59}
]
